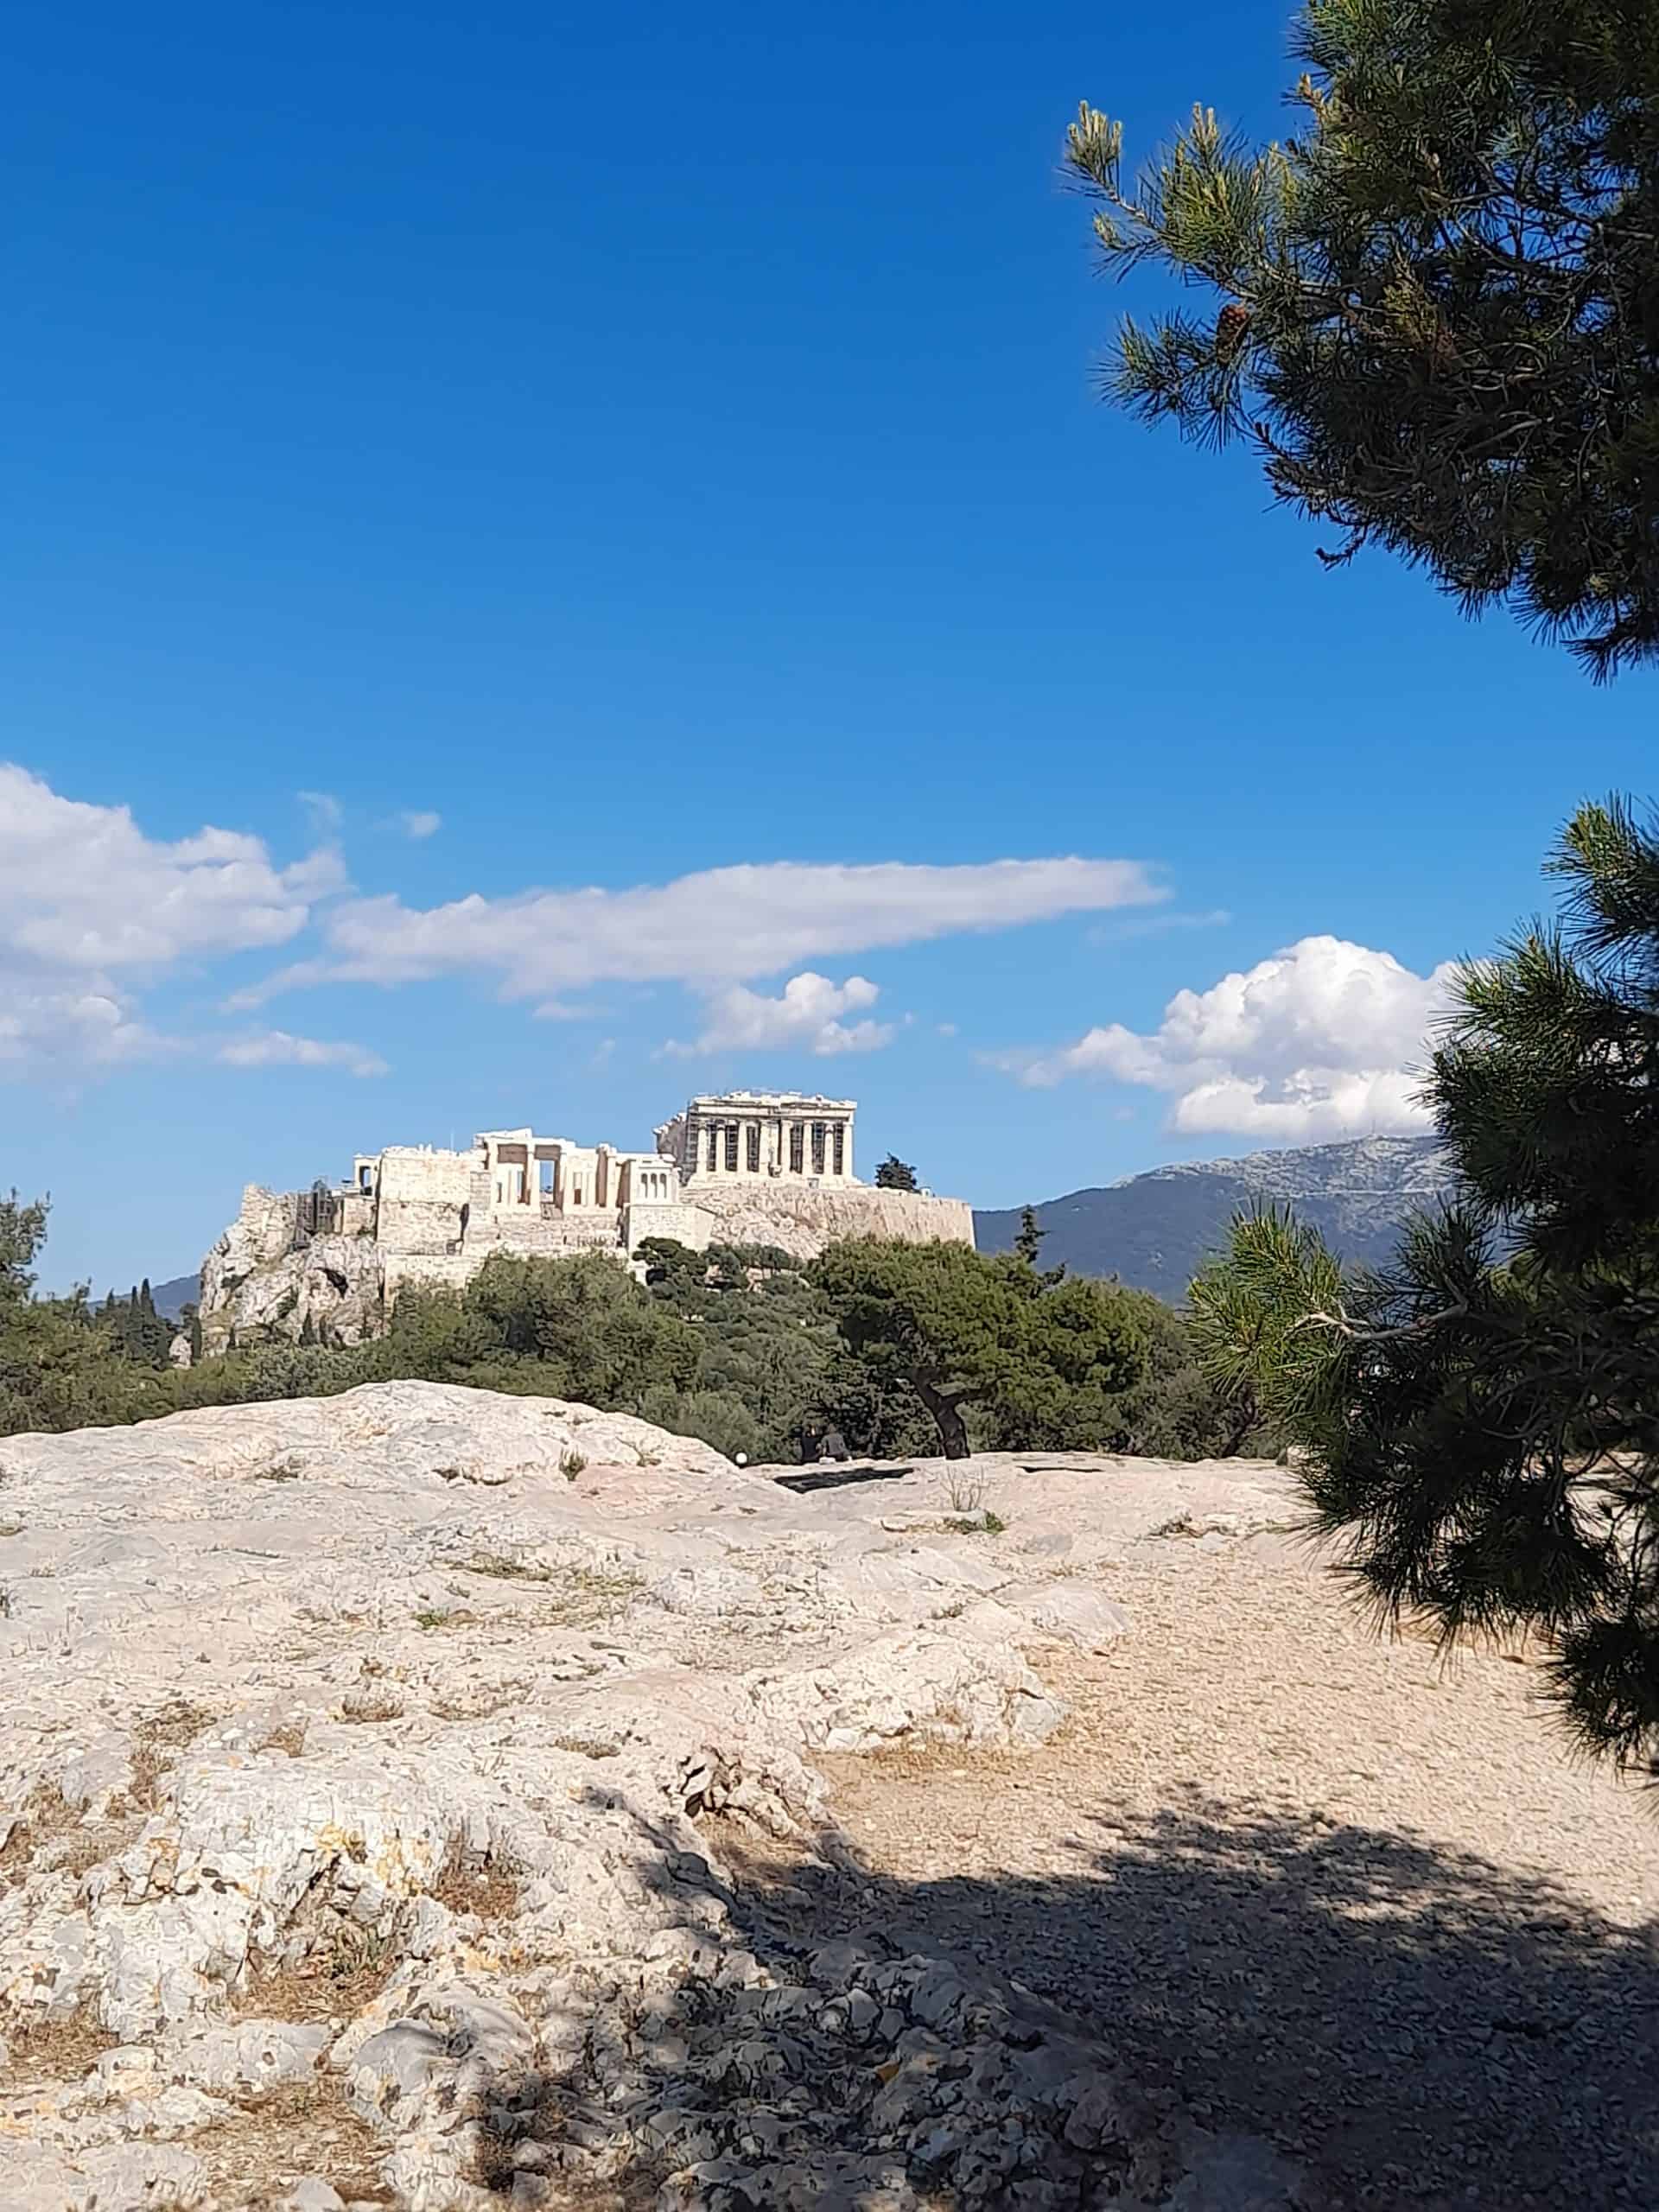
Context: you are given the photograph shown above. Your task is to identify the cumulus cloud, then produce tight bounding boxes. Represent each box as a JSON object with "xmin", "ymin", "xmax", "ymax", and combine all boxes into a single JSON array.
[
  {"xmin": 664, "ymin": 973, "xmax": 894, "ymax": 1058},
  {"xmin": 394, "ymin": 810, "xmax": 442, "ymax": 840},
  {"xmin": 998, "ymin": 935, "xmax": 1460, "ymax": 1142},
  {"xmin": 234, "ymin": 855, "xmax": 1163, "ymax": 1007},
  {"xmin": 216, "ymin": 1029, "xmax": 388, "ymax": 1077},
  {"xmin": 0, "ymin": 990, "xmax": 164, "ymax": 1075},
  {"xmin": 0, "ymin": 763, "xmax": 345, "ymax": 1077}
]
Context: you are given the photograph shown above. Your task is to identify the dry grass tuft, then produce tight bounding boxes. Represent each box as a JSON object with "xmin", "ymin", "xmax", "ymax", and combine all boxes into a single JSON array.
[
  {"xmin": 433, "ymin": 1851, "xmax": 524, "ymax": 1921},
  {"xmin": 186, "ymin": 2071, "xmax": 394, "ymax": 2204},
  {"xmin": 0, "ymin": 2007, "xmax": 119, "ymax": 2082},
  {"xmin": 538, "ymin": 1567, "xmax": 645, "ymax": 1629},
  {"xmin": 238, "ymin": 1920, "xmax": 402, "ymax": 2027},
  {"xmin": 455, "ymin": 1549, "xmax": 643, "ymax": 1628},
  {"xmin": 1, "ymin": 1783, "xmax": 139, "ymax": 1885},
  {"xmin": 118, "ymin": 1698, "xmax": 217, "ymax": 1812}
]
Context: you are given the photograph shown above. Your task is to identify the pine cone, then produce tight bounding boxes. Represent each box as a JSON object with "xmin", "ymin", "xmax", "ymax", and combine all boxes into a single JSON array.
[{"xmin": 1215, "ymin": 302, "xmax": 1251, "ymax": 364}]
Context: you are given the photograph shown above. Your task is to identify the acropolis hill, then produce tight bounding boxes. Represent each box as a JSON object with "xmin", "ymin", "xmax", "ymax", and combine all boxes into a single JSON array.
[{"xmin": 195, "ymin": 1090, "xmax": 974, "ymax": 1355}]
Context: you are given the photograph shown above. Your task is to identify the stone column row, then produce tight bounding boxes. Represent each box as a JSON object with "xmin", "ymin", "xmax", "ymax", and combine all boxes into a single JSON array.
[{"xmin": 695, "ymin": 1113, "xmax": 853, "ymax": 1178}]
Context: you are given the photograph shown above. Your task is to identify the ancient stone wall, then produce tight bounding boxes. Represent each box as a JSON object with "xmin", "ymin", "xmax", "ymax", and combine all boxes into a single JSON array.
[
  {"xmin": 373, "ymin": 1147, "xmax": 474, "ymax": 1256},
  {"xmin": 623, "ymin": 1199, "xmax": 715, "ymax": 1255},
  {"xmin": 680, "ymin": 1184, "xmax": 976, "ymax": 1261}
]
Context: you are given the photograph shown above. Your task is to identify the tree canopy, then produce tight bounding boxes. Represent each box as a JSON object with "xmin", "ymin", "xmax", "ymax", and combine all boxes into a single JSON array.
[
  {"xmin": 1187, "ymin": 798, "xmax": 1659, "ymax": 1774},
  {"xmin": 873, "ymin": 1154, "xmax": 920, "ymax": 1192},
  {"xmin": 0, "ymin": 1210, "xmax": 1262, "ymax": 1473},
  {"xmin": 0, "ymin": 1195, "xmax": 146, "ymax": 1437},
  {"xmin": 1066, "ymin": 0, "xmax": 1659, "ymax": 677},
  {"xmin": 811, "ymin": 1237, "xmax": 1147, "ymax": 1458}
]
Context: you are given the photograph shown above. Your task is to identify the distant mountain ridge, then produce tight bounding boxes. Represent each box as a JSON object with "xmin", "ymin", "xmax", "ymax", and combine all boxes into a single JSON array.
[
  {"xmin": 975, "ymin": 1134, "xmax": 1456, "ymax": 1298},
  {"xmin": 150, "ymin": 1274, "xmax": 199, "ymax": 1322}
]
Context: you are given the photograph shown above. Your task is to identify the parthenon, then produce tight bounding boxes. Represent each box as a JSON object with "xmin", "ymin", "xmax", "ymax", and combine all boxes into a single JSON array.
[{"xmin": 655, "ymin": 1092, "xmax": 857, "ymax": 1185}]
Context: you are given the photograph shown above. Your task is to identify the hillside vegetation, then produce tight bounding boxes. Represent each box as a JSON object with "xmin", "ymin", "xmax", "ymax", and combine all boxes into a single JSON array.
[{"xmin": 0, "ymin": 1209, "xmax": 1274, "ymax": 1465}]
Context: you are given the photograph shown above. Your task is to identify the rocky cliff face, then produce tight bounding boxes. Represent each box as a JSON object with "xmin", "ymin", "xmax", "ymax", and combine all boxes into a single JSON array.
[
  {"xmin": 198, "ymin": 1191, "xmax": 384, "ymax": 1357},
  {"xmin": 0, "ymin": 1381, "xmax": 1310, "ymax": 2211}
]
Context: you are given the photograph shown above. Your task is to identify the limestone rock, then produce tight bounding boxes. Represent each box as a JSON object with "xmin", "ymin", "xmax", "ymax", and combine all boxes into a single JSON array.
[
  {"xmin": 200, "ymin": 1216, "xmax": 382, "ymax": 1354},
  {"xmin": 162, "ymin": 2016, "xmax": 330, "ymax": 2091},
  {"xmin": 0, "ymin": 1383, "xmax": 1313, "ymax": 2210}
]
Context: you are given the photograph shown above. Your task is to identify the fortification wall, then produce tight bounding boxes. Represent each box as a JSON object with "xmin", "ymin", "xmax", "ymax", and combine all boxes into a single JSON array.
[
  {"xmin": 471, "ymin": 1217, "xmax": 625, "ymax": 1258},
  {"xmin": 623, "ymin": 1200, "xmax": 714, "ymax": 1255},
  {"xmin": 375, "ymin": 1148, "xmax": 476, "ymax": 1255},
  {"xmin": 379, "ymin": 1252, "xmax": 475, "ymax": 1303},
  {"xmin": 679, "ymin": 1184, "xmax": 976, "ymax": 1262}
]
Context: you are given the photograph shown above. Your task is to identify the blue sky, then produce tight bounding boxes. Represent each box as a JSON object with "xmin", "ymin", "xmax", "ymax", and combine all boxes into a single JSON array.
[{"xmin": 3, "ymin": 0, "xmax": 1652, "ymax": 1290}]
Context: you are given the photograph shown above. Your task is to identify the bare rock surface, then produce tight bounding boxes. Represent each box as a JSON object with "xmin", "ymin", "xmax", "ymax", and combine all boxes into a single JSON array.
[{"xmin": 1, "ymin": 1383, "xmax": 1650, "ymax": 2209}]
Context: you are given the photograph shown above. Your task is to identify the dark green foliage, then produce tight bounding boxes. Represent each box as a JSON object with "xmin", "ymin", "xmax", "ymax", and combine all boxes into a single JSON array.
[
  {"xmin": 811, "ymin": 1238, "xmax": 1148, "ymax": 1459},
  {"xmin": 98, "ymin": 1279, "xmax": 174, "ymax": 1369},
  {"xmin": 1013, "ymin": 1205, "xmax": 1048, "ymax": 1270},
  {"xmin": 1, "ymin": 1211, "xmax": 1261, "ymax": 1471},
  {"xmin": 873, "ymin": 1155, "xmax": 919, "ymax": 1192},
  {"xmin": 1111, "ymin": 1288, "xmax": 1287, "ymax": 1459},
  {"xmin": 1066, "ymin": 0, "xmax": 1659, "ymax": 677},
  {"xmin": 0, "ymin": 1195, "xmax": 158, "ymax": 1435},
  {"xmin": 1187, "ymin": 799, "xmax": 1659, "ymax": 1775}
]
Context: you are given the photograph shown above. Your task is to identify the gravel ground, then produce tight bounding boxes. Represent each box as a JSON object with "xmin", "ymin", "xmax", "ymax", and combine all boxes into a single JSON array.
[{"xmin": 770, "ymin": 1531, "xmax": 1659, "ymax": 2211}]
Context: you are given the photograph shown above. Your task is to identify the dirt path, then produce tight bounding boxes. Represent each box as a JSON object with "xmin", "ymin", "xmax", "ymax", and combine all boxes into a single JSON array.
[{"xmin": 780, "ymin": 1536, "xmax": 1659, "ymax": 2210}]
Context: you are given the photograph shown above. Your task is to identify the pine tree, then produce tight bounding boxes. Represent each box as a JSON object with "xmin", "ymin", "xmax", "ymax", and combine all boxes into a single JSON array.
[
  {"xmin": 812, "ymin": 1239, "xmax": 1146, "ymax": 1459},
  {"xmin": 874, "ymin": 1155, "xmax": 919, "ymax": 1192},
  {"xmin": 1014, "ymin": 1206, "xmax": 1047, "ymax": 1268},
  {"xmin": 1188, "ymin": 798, "xmax": 1659, "ymax": 1774},
  {"xmin": 1065, "ymin": 0, "xmax": 1659, "ymax": 677}
]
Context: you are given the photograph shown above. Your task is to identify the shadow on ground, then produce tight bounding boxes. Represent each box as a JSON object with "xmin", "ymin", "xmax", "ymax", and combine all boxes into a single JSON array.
[
  {"xmin": 461, "ymin": 1783, "xmax": 1658, "ymax": 2211},
  {"xmin": 772, "ymin": 1465, "xmax": 914, "ymax": 1496}
]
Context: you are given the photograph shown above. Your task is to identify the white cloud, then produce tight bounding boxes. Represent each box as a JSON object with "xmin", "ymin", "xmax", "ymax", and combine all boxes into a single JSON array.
[
  {"xmin": 998, "ymin": 935, "xmax": 1460, "ymax": 1142},
  {"xmin": 235, "ymin": 855, "xmax": 1163, "ymax": 1007},
  {"xmin": 0, "ymin": 989, "xmax": 164, "ymax": 1074},
  {"xmin": 216, "ymin": 1029, "xmax": 387, "ymax": 1077},
  {"xmin": 664, "ymin": 972, "xmax": 894, "ymax": 1058},
  {"xmin": 395, "ymin": 810, "xmax": 442, "ymax": 841},
  {"xmin": 0, "ymin": 763, "xmax": 345, "ymax": 1077}
]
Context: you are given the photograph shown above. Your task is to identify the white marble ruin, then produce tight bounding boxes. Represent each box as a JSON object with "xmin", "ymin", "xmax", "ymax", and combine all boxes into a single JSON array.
[{"xmin": 194, "ymin": 1091, "xmax": 974, "ymax": 1356}]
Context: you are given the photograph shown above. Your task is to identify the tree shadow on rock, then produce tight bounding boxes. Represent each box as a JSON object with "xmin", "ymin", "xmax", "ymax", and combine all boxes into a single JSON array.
[
  {"xmin": 772, "ymin": 1465, "xmax": 913, "ymax": 1496},
  {"xmin": 467, "ymin": 1785, "xmax": 1658, "ymax": 2211}
]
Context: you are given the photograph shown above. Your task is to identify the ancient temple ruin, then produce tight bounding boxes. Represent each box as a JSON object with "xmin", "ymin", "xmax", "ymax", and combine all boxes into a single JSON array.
[
  {"xmin": 656, "ymin": 1092, "xmax": 858, "ymax": 1185},
  {"xmin": 194, "ymin": 1090, "xmax": 974, "ymax": 1355}
]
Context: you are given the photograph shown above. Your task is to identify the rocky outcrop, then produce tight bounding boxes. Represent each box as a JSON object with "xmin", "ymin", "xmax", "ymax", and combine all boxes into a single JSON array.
[
  {"xmin": 198, "ymin": 1191, "xmax": 384, "ymax": 1356},
  {"xmin": 0, "ymin": 1382, "xmax": 1308, "ymax": 2209}
]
